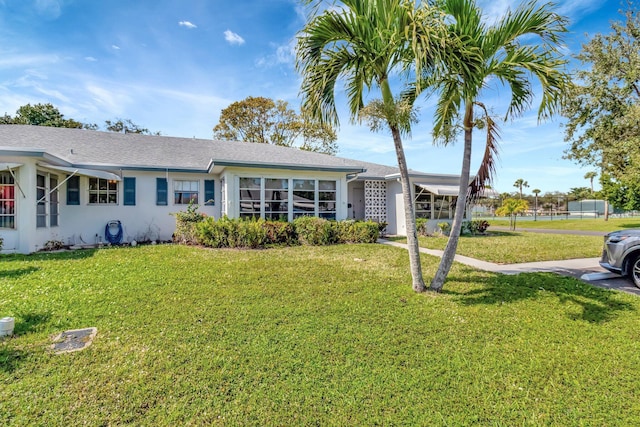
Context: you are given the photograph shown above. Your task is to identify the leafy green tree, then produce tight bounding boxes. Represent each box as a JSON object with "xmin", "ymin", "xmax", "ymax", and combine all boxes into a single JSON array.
[
  {"xmin": 3, "ymin": 103, "xmax": 83, "ymax": 128},
  {"xmin": 213, "ymin": 96, "xmax": 338, "ymax": 155},
  {"xmin": 513, "ymin": 179, "xmax": 529, "ymax": 199},
  {"xmin": 425, "ymin": 0, "xmax": 569, "ymax": 292},
  {"xmin": 296, "ymin": 0, "xmax": 444, "ymax": 292},
  {"xmin": 564, "ymin": 6, "xmax": 639, "ymax": 210},
  {"xmin": 104, "ymin": 118, "xmax": 160, "ymax": 135},
  {"xmin": 496, "ymin": 198, "xmax": 529, "ymax": 230}
]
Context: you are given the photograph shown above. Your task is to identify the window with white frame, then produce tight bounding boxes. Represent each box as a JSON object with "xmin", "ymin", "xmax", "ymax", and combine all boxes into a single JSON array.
[
  {"xmin": 174, "ymin": 180, "xmax": 199, "ymax": 204},
  {"xmin": 265, "ymin": 178, "xmax": 288, "ymax": 220},
  {"xmin": 238, "ymin": 177, "xmax": 338, "ymax": 221},
  {"xmin": 89, "ymin": 178, "xmax": 118, "ymax": 204},
  {"xmin": 0, "ymin": 172, "xmax": 16, "ymax": 229},
  {"xmin": 36, "ymin": 172, "xmax": 59, "ymax": 228},
  {"xmin": 239, "ymin": 177, "xmax": 261, "ymax": 219}
]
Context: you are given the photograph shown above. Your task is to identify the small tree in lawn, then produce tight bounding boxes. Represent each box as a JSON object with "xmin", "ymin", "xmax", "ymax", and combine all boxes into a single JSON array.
[{"xmin": 496, "ymin": 198, "xmax": 529, "ymax": 230}]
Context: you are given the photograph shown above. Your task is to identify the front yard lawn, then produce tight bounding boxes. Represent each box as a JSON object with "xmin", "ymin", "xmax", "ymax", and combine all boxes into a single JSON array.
[{"xmin": 2, "ymin": 244, "xmax": 639, "ymax": 425}]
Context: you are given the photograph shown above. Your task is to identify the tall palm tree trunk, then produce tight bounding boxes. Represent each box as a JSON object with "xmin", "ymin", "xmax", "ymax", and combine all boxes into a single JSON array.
[
  {"xmin": 430, "ymin": 102, "xmax": 473, "ymax": 292},
  {"xmin": 391, "ymin": 126, "xmax": 426, "ymax": 292},
  {"xmin": 381, "ymin": 80, "xmax": 426, "ymax": 292}
]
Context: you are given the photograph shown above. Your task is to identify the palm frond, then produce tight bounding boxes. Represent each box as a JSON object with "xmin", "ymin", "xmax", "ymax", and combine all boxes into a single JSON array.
[{"xmin": 468, "ymin": 102, "xmax": 500, "ymax": 203}]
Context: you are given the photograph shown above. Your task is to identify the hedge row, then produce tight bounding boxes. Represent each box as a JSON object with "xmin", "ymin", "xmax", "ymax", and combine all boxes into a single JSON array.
[{"xmin": 173, "ymin": 211, "xmax": 381, "ymax": 249}]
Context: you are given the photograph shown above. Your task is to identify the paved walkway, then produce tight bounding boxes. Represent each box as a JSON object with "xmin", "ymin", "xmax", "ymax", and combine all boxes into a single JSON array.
[{"xmin": 378, "ymin": 239, "xmax": 640, "ymax": 296}]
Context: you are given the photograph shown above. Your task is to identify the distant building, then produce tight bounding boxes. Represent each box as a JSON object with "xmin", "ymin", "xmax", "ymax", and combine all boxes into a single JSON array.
[{"xmin": 567, "ymin": 199, "xmax": 612, "ymax": 216}]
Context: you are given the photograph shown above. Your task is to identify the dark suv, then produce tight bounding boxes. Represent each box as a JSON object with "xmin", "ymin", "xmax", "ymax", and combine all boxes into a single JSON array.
[{"xmin": 600, "ymin": 229, "xmax": 640, "ymax": 287}]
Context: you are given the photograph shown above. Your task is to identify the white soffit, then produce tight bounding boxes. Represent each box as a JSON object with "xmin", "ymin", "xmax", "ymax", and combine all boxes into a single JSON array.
[
  {"xmin": 37, "ymin": 163, "xmax": 122, "ymax": 181},
  {"xmin": 416, "ymin": 183, "xmax": 460, "ymax": 196}
]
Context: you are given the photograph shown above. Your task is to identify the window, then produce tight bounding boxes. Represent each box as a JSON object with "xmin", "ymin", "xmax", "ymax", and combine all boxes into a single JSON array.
[
  {"xmin": 204, "ymin": 179, "xmax": 215, "ymax": 206},
  {"xmin": 66, "ymin": 175, "xmax": 80, "ymax": 205},
  {"xmin": 265, "ymin": 178, "xmax": 288, "ymax": 220},
  {"xmin": 415, "ymin": 187, "xmax": 432, "ymax": 219},
  {"xmin": 293, "ymin": 179, "xmax": 315, "ymax": 219},
  {"xmin": 238, "ymin": 177, "xmax": 338, "ymax": 221},
  {"xmin": 0, "ymin": 172, "xmax": 15, "ymax": 229},
  {"xmin": 239, "ymin": 177, "xmax": 261, "ymax": 219},
  {"xmin": 89, "ymin": 178, "xmax": 118, "ymax": 204},
  {"xmin": 174, "ymin": 180, "xmax": 199, "ymax": 204},
  {"xmin": 318, "ymin": 180, "xmax": 336, "ymax": 220},
  {"xmin": 36, "ymin": 172, "xmax": 59, "ymax": 228}
]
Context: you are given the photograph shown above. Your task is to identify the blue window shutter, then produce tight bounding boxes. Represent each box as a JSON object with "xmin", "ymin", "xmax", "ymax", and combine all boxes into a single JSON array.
[
  {"xmin": 156, "ymin": 178, "xmax": 168, "ymax": 206},
  {"xmin": 123, "ymin": 177, "xmax": 136, "ymax": 206},
  {"xmin": 204, "ymin": 180, "xmax": 215, "ymax": 205},
  {"xmin": 67, "ymin": 175, "xmax": 80, "ymax": 205}
]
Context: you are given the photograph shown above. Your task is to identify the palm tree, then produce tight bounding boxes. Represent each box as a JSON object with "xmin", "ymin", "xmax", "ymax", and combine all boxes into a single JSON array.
[
  {"xmin": 584, "ymin": 171, "xmax": 597, "ymax": 195},
  {"xmin": 532, "ymin": 188, "xmax": 541, "ymax": 221},
  {"xmin": 296, "ymin": 0, "xmax": 445, "ymax": 292},
  {"xmin": 426, "ymin": 0, "xmax": 569, "ymax": 292},
  {"xmin": 513, "ymin": 178, "xmax": 529, "ymax": 199}
]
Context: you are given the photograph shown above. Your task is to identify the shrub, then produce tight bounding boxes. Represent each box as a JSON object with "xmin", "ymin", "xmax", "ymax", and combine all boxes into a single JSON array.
[
  {"xmin": 197, "ymin": 216, "xmax": 268, "ymax": 249},
  {"xmin": 0, "ymin": 236, "xmax": 3, "ymax": 252},
  {"xmin": 263, "ymin": 221, "xmax": 298, "ymax": 246},
  {"xmin": 416, "ymin": 218, "xmax": 429, "ymax": 236},
  {"xmin": 173, "ymin": 202, "xmax": 207, "ymax": 244},
  {"xmin": 438, "ymin": 222, "xmax": 451, "ymax": 236},
  {"xmin": 293, "ymin": 216, "xmax": 334, "ymax": 245},
  {"xmin": 333, "ymin": 220, "xmax": 379, "ymax": 243},
  {"xmin": 461, "ymin": 220, "xmax": 490, "ymax": 236}
]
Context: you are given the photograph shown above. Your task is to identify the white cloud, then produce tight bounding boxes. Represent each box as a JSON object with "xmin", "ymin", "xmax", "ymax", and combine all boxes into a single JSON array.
[
  {"xmin": 256, "ymin": 40, "xmax": 296, "ymax": 67},
  {"xmin": 178, "ymin": 21, "xmax": 197, "ymax": 29},
  {"xmin": 224, "ymin": 30, "xmax": 245, "ymax": 45},
  {"xmin": 84, "ymin": 56, "xmax": 97, "ymax": 62},
  {"xmin": 112, "ymin": 45, "xmax": 120, "ymax": 50}
]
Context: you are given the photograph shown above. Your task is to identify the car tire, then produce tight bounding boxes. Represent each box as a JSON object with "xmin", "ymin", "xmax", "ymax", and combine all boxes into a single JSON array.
[{"xmin": 629, "ymin": 254, "xmax": 640, "ymax": 288}]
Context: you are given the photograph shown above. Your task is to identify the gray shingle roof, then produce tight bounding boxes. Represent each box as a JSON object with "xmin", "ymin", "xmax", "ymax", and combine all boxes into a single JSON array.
[{"xmin": 0, "ymin": 124, "xmax": 405, "ymax": 177}]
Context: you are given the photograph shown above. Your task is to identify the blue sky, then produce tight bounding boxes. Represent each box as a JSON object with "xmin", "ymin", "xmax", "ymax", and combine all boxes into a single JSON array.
[{"xmin": 0, "ymin": 0, "xmax": 625, "ymax": 194}]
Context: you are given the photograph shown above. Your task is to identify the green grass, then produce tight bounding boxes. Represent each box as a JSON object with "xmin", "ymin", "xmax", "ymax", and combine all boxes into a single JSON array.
[
  {"xmin": 391, "ymin": 232, "xmax": 603, "ymax": 263},
  {"xmin": 485, "ymin": 216, "xmax": 640, "ymax": 232},
  {"xmin": 2, "ymin": 244, "xmax": 640, "ymax": 425}
]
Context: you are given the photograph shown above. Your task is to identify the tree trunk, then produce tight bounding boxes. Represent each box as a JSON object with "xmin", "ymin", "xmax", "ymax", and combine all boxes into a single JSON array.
[
  {"xmin": 380, "ymin": 80, "xmax": 426, "ymax": 292},
  {"xmin": 430, "ymin": 102, "xmax": 473, "ymax": 292}
]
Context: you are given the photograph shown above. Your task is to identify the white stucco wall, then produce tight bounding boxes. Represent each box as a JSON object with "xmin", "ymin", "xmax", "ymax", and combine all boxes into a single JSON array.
[{"xmin": 0, "ymin": 159, "xmax": 221, "ymax": 254}]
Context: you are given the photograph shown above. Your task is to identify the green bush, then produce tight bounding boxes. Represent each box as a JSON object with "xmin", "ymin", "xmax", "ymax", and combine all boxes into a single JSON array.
[
  {"xmin": 172, "ymin": 202, "xmax": 207, "ymax": 244},
  {"xmin": 263, "ymin": 221, "xmax": 298, "ymax": 246},
  {"xmin": 416, "ymin": 218, "xmax": 429, "ymax": 236},
  {"xmin": 461, "ymin": 219, "xmax": 490, "ymax": 236},
  {"xmin": 293, "ymin": 216, "xmax": 335, "ymax": 245},
  {"xmin": 197, "ymin": 216, "xmax": 268, "ymax": 249},
  {"xmin": 333, "ymin": 220, "xmax": 379, "ymax": 243},
  {"xmin": 438, "ymin": 221, "xmax": 451, "ymax": 236}
]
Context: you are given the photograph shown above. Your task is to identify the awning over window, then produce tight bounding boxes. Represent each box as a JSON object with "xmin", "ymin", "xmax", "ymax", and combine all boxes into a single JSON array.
[
  {"xmin": 416, "ymin": 184, "xmax": 459, "ymax": 196},
  {"xmin": 1, "ymin": 163, "xmax": 23, "ymax": 171},
  {"xmin": 37, "ymin": 163, "xmax": 122, "ymax": 181}
]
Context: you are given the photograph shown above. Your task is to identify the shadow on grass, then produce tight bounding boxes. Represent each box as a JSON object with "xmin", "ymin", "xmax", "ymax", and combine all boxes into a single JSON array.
[
  {"xmin": 445, "ymin": 271, "xmax": 635, "ymax": 323},
  {"xmin": 619, "ymin": 223, "xmax": 640, "ymax": 230},
  {"xmin": 1, "ymin": 248, "xmax": 97, "ymax": 264},
  {"xmin": 0, "ymin": 266, "xmax": 39, "ymax": 279},
  {"xmin": 0, "ymin": 311, "xmax": 51, "ymax": 374},
  {"xmin": 0, "ymin": 346, "xmax": 24, "ymax": 374},
  {"xmin": 13, "ymin": 311, "xmax": 52, "ymax": 336}
]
